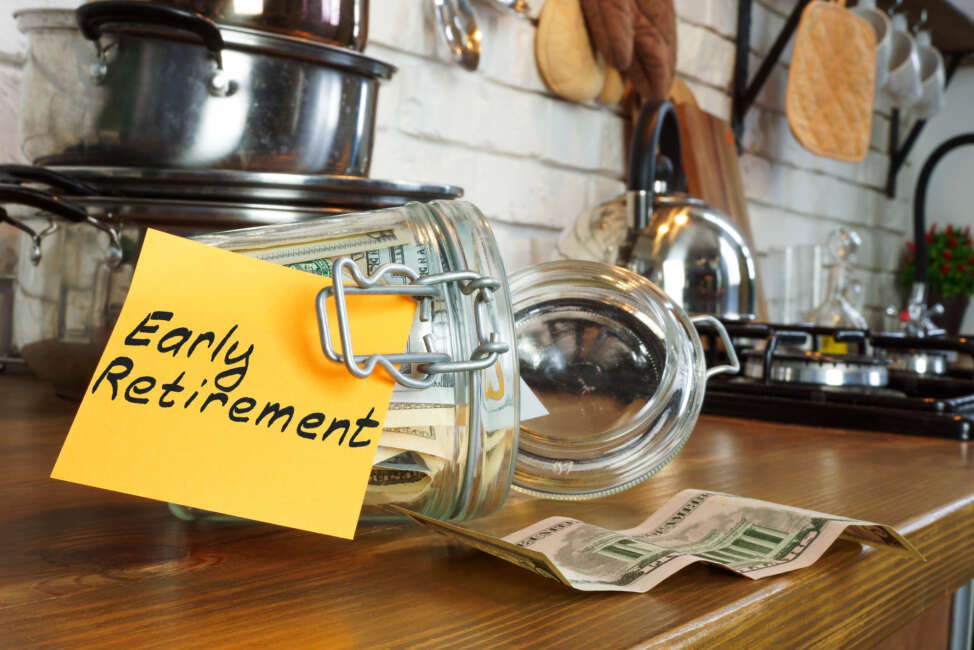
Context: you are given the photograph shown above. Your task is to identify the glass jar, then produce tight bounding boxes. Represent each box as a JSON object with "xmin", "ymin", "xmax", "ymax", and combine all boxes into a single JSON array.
[
  {"xmin": 171, "ymin": 201, "xmax": 737, "ymax": 522},
  {"xmin": 185, "ymin": 200, "xmax": 520, "ymax": 522}
]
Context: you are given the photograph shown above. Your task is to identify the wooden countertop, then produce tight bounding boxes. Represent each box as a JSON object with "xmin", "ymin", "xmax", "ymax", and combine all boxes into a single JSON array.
[{"xmin": 2, "ymin": 372, "xmax": 974, "ymax": 648}]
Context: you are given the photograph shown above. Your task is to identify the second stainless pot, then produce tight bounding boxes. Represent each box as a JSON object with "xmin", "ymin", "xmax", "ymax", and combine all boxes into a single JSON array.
[
  {"xmin": 131, "ymin": 0, "xmax": 369, "ymax": 51},
  {"xmin": 17, "ymin": 2, "xmax": 393, "ymax": 175}
]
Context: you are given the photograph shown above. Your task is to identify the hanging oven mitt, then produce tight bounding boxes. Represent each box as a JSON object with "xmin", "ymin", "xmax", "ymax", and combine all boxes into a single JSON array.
[
  {"xmin": 785, "ymin": 0, "xmax": 876, "ymax": 162},
  {"xmin": 629, "ymin": 0, "xmax": 676, "ymax": 103},
  {"xmin": 580, "ymin": 0, "xmax": 676, "ymax": 103},
  {"xmin": 580, "ymin": 0, "xmax": 633, "ymax": 70}
]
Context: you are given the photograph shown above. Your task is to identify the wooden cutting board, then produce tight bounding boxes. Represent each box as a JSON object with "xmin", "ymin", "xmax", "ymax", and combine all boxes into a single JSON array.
[
  {"xmin": 672, "ymin": 104, "xmax": 752, "ymax": 246},
  {"xmin": 669, "ymin": 95, "xmax": 768, "ymax": 320}
]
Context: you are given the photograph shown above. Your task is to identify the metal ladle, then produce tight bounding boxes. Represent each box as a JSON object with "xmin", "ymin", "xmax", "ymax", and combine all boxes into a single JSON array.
[{"xmin": 431, "ymin": 0, "xmax": 481, "ymax": 71}]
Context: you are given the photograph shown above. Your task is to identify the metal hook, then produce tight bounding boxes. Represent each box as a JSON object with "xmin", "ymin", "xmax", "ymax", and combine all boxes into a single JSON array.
[
  {"xmin": 38, "ymin": 219, "xmax": 60, "ymax": 240},
  {"xmin": 84, "ymin": 216, "xmax": 123, "ymax": 269},
  {"xmin": 0, "ymin": 208, "xmax": 43, "ymax": 266},
  {"xmin": 912, "ymin": 9, "xmax": 928, "ymax": 34}
]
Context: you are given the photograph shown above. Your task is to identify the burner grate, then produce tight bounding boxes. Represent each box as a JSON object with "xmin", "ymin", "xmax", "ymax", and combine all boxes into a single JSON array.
[{"xmin": 701, "ymin": 321, "xmax": 974, "ymax": 440}]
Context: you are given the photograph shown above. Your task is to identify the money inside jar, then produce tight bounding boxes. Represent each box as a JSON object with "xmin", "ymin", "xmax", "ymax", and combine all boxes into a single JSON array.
[{"xmin": 188, "ymin": 201, "xmax": 522, "ymax": 522}]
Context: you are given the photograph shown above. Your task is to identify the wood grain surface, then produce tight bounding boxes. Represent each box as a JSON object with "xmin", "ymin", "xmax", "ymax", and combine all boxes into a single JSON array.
[
  {"xmin": 873, "ymin": 593, "xmax": 951, "ymax": 650},
  {"xmin": 2, "ymin": 373, "xmax": 973, "ymax": 648}
]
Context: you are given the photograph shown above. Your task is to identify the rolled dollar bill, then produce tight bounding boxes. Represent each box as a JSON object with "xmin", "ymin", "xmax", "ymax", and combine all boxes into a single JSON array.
[{"xmin": 379, "ymin": 425, "xmax": 456, "ymax": 461}]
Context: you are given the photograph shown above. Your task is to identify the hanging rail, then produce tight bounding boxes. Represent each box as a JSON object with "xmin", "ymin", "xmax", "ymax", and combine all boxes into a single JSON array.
[{"xmin": 732, "ymin": 0, "xmax": 812, "ymax": 151}]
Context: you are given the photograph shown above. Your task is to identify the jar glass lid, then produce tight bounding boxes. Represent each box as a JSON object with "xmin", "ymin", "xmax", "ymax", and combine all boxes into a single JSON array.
[{"xmin": 509, "ymin": 261, "xmax": 706, "ymax": 500}]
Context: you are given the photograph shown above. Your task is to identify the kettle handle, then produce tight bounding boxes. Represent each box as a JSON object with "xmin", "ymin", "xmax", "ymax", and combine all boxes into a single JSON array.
[
  {"xmin": 77, "ymin": 1, "xmax": 225, "ymax": 68},
  {"xmin": 627, "ymin": 100, "xmax": 686, "ymax": 229}
]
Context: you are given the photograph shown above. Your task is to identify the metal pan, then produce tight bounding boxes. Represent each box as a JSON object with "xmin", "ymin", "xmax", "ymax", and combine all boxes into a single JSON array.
[{"xmin": 43, "ymin": 166, "xmax": 464, "ymax": 208}]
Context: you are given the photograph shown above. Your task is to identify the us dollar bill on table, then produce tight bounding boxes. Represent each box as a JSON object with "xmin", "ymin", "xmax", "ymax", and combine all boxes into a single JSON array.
[{"xmin": 390, "ymin": 489, "xmax": 923, "ymax": 593}]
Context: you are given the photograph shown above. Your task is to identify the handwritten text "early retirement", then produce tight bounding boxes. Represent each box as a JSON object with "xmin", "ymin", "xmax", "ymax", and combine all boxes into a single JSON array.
[{"xmin": 90, "ymin": 311, "xmax": 379, "ymax": 446}]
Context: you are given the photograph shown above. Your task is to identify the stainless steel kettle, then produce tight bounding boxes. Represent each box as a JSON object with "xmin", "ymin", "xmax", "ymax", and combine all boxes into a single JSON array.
[{"xmin": 557, "ymin": 100, "xmax": 757, "ymax": 320}]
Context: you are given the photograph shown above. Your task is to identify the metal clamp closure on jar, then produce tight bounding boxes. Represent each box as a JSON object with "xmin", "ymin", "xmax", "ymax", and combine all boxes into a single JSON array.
[{"xmin": 316, "ymin": 257, "xmax": 510, "ymax": 389}]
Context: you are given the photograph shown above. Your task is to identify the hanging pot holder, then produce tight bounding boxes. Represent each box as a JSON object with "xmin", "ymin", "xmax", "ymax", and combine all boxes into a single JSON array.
[{"xmin": 786, "ymin": 0, "xmax": 876, "ymax": 162}]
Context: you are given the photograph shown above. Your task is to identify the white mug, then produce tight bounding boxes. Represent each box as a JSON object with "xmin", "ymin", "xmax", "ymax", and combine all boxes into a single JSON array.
[
  {"xmin": 852, "ymin": 0, "xmax": 892, "ymax": 90},
  {"xmin": 883, "ymin": 13, "xmax": 923, "ymax": 107},
  {"xmin": 913, "ymin": 30, "xmax": 946, "ymax": 119}
]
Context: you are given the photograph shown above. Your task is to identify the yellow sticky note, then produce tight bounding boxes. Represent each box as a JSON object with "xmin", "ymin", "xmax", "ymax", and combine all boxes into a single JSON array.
[{"xmin": 52, "ymin": 229, "xmax": 416, "ymax": 539}]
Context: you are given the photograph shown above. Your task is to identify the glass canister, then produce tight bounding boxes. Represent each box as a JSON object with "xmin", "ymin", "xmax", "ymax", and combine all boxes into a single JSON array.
[
  {"xmin": 186, "ymin": 200, "xmax": 520, "ymax": 522},
  {"xmin": 174, "ymin": 201, "xmax": 738, "ymax": 523}
]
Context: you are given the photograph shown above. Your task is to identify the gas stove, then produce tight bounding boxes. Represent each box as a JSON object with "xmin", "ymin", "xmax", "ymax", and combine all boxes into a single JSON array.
[{"xmin": 700, "ymin": 322, "xmax": 974, "ymax": 440}]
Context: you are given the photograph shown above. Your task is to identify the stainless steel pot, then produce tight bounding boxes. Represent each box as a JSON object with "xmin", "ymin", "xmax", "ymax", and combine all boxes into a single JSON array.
[
  {"xmin": 17, "ymin": 2, "xmax": 394, "ymax": 175},
  {"xmin": 0, "ymin": 169, "xmax": 458, "ymax": 398},
  {"xmin": 126, "ymin": 0, "xmax": 369, "ymax": 50}
]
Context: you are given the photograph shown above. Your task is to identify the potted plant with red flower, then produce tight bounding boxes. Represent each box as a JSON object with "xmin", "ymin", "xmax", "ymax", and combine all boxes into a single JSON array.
[{"xmin": 898, "ymin": 223, "xmax": 974, "ymax": 335}]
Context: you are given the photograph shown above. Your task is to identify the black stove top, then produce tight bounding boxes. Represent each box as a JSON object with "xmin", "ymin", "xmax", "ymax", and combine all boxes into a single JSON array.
[{"xmin": 699, "ymin": 322, "xmax": 974, "ymax": 440}]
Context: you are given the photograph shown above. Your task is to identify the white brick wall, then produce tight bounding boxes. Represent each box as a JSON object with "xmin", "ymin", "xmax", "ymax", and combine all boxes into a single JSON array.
[{"xmin": 0, "ymin": 0, "xmax": 907, "ymax": 325}]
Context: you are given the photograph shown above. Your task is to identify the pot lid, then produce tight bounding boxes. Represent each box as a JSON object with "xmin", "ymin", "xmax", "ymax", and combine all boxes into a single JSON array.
[
  {"xmin": 5, "ymin": 195, "xmax": 349, "ymax": 231},
  {"xmin": 15, "ymin": 9, "xmax": 395, "ymax": 79},
  {"xmin": 51, "ymin": 167, "xmax": 463, "ymax": 208},
  {"xmin": 508, "ymin": 261, "xmax": 706, "ymax": 500}
]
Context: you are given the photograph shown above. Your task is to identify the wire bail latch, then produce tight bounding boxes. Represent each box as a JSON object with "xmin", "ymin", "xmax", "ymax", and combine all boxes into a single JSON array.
[{"xmin": 316, "ymin": 257, "xmax": 509, "ymax": 389}]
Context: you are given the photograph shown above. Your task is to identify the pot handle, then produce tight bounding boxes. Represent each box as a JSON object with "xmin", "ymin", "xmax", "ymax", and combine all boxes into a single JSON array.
[
  {"xmin": 0, "ymin": 185, "xmax": 88, "ymax": 223},
  {"xmin": 0, "ymin": 184, "xmax": 122, "ymax": 268},
  {"xmin": 627, "ymin": 100, "xmax": 687, "ymax": 230},
  {"xmin": 0, "ymin": 208, "xmax": 46, "ymax": 266},
  {"xmin": 0, "ymin": 165, "xmax": 98, "ymax": 196},
  {"xmin": 76, "ymin": 1, "xmax": 225, "ymax": 68},
  {"xmin": 690, "ymin": 315, "xmax": 741, "ymax": 380}
]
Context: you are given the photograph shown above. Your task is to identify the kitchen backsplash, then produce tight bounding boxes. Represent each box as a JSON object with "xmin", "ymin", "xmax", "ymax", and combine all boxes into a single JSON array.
[{"xmin": 0, "ymin": 0, "xmax": 911, "ymax": 326}]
